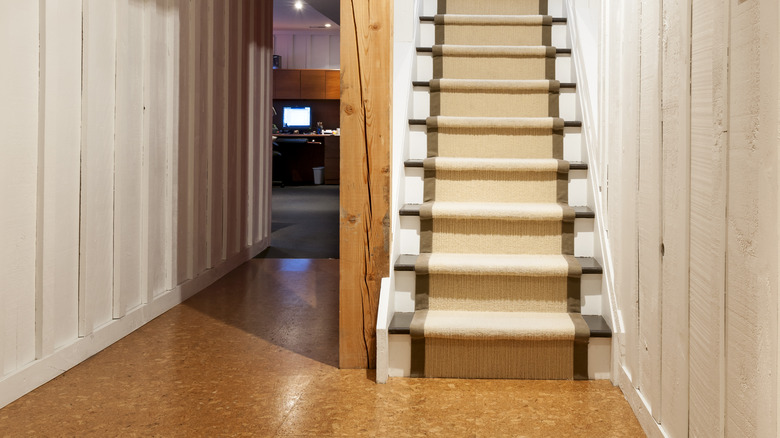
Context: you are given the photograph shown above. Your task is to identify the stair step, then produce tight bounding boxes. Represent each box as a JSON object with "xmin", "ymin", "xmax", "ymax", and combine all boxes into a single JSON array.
[
  {"xmin": 403, "ymin": 158, "xmax": 587, "ymax": 170},
  {"xmin": 412, "ymin": 80, "xmax": 576, "ymax": 89},
  {"xmin": 408, "ymin": 118, "xmax": 582, "ymax": 128},
  {"xmin": 389, "ymin": 312, "xmax": 610, "ymax": 337},
  {"xmin": 400, "ymin": 203, "xmax": 594, "ymax": 218},
  {"xmin": 394, "ymin": 254, "xmax": 603, "ymax": 274},
  {"xmin": 417, "ymin": 46, "xmax": 571, "ymax": 55},
  {"xmin": 419, "ymin": 16, "xmax": 569, "ymax": 24}
]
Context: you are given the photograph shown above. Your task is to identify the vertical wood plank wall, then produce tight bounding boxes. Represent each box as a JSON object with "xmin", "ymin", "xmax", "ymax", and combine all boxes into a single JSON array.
[
  {"xmin": 340, "ymin": 0, "xmax": 392, "ymax": 369},
  {"xmin": 0, "ymin": 0, "xmax": 273, "ymax": 409},
  {"xmin": 597, "ymin": 0, "xmax": 780, "ymax": 436}
]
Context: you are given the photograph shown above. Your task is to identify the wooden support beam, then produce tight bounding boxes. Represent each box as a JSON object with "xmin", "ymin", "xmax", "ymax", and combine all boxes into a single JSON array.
[{"xmin": 339, "ymin": 0, "xmax": 393, "ymax": 369}]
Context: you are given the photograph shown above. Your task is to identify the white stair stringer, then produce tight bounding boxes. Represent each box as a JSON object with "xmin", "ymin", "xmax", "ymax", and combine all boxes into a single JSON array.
[{"xmin": 379, "ymin": 0, "xmax": 610, "ymax": 382}]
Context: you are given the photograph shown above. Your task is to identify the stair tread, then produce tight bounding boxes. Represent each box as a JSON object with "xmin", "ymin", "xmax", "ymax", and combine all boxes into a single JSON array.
[
  {"xmin": 389, "ymin": 312, "xmax": 611, "ymax": 337},
  {"xmin": 408, "ymin": 118, "xmax": 582, "ymax": 128},
  {"xmin": 394, "ymin": 254, "xmax": 603, "ymax": 274},
  {"xmin": 413, "ymin": 80, "xmax": 576, "ymax": 88},
  {"xmin": 420, "ymin": 16, "xmax": 568, "ymax": 24},
  {"xmin": 417, "ymin": 46, "xmax": 570, "ymax": 55},
  {"xmin": 401, "ymin": 203, "xmax": 594, "ymax": 218},
  {"xmin": 404, "ymin": 158, "xmax": 587, "ymax": 169}
]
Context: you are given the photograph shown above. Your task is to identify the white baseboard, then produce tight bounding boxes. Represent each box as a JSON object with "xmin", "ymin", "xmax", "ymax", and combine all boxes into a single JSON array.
[
  {"xmin": 0, "ymin": 238, "xmax": 269, "ymax": 409},
  {"xmin": 617, "ymin": 365, "xmax": 668, "ymax": 438}
]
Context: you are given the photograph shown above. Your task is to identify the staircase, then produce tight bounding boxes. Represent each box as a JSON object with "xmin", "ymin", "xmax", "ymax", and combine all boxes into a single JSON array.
[{"xmin": 379, "ymin": 0, "xmax": 611, "ymax": 381}]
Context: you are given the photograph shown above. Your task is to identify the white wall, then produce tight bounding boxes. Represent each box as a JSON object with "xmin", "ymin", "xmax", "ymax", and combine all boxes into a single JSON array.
[
  {"xmin": 0, "ymin": 0, "xmax": 273, "ymax": 409},
  {"xmin": 570, "ymin": 0, "xmax": 780, "ymax": 436},
  {"xmin": 273, "ymin": 30, "xmax": 340, "ymax": 69}
]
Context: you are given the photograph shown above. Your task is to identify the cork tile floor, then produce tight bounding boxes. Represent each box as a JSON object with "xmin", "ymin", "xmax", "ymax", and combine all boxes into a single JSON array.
[{"xmin": 0, "ymin": 258, "xmax": 644, "ymax": 437}]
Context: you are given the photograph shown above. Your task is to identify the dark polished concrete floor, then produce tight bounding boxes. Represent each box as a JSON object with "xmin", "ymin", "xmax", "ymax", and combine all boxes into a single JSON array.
[
  {"xmin": 257, "ymin": 185, "xmax": 339, "ymax": 259},
  {"xmin": 0, "ymin": 259, "xmax": 644, "ymax": 437}
]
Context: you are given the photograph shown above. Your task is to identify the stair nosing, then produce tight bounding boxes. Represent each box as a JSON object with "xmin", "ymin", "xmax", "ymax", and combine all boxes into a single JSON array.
[
  {"xmin": 404, "ymin": 158, "xmax": 588, "ymax": 170},
  {"xmin": 408, "ymin": 119, "xmax": 582, "ymax": 128},
  {"xmin": 416, "ymin": 46, "xmax": 571, "ymax": 55},
  {"xmin": 400, "ymin": 203, "xmax": 594, "ymax": 218},
  {"xmin": 412, "ymin": 80, "xmax": 576, "ymax": 89},
  {"xmin": 389, "ymin": 312, "xmax": 611, "ymax": 337},
  {"xmin": 419, "ymin": 16, "xmax": 568, "ymax": 24},
  {"xmin": 394, "ymin": 254, "xmax": 603, "ymax": 274}
]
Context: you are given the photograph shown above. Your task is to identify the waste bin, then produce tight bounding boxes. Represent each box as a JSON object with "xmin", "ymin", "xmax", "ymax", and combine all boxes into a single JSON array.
[{"xmin": 313, "ymin": 166, "xmax": 325, "ymax": 185}]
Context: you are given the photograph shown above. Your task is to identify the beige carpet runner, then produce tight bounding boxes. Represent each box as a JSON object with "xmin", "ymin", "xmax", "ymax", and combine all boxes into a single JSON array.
[{"xmin": 410, "ymin": 0, "xmax": 589, "ymax": 379}]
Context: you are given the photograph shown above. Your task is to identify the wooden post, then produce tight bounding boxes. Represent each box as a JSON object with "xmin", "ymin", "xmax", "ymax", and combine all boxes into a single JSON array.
[{"xmin": 339, "ymin": 0, "xmax": 393, "ymax": 369}]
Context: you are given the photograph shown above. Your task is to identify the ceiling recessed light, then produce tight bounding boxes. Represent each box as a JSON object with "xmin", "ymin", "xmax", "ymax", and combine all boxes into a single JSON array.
[
  {"xmin": 324, "ymin": 23, "xmax": 332, "ymax": 28},
  {"xmin": 294, "ymin": 1, "xmax": 303, "ymax": 10}
]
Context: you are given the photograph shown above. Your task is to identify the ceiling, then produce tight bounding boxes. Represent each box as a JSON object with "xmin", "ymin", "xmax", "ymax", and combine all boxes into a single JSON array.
[{"xmin": 273, "ymin": 0, "xmax": 340, "ymax": 31}]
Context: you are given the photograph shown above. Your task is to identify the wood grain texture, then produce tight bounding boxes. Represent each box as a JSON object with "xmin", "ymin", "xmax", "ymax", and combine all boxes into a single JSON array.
[
  {"xmin": 301, "ymin": 70, "xmax": 327, "ymax": 99},
  {"xmin": 636, "ymin": 0, "xmax": 663, "ymax": 421},
  {"xmin": 37, "ymin": 0, "xmax": 82, "ymax": 357},
  {"xmin": 339, "ymin": 0, "xmax": 392, "ymax": 368},
  {"xmin": 688, "ymin": 0, "xmax": 728, "ymax": 435},
  {"xmin": 0, "ymin": 0, "xmax": 39, "ymax": 374},
  {"xmin": 80, "ymin": 0, "xmax": 117, "ymax": 336},
  {"xmin": 725, "ymin": 1, "xmax": 779, "ymax": 436},
  {"xmin": 660, "ymin": 0, "xmax": 692, "ymax": 435}
]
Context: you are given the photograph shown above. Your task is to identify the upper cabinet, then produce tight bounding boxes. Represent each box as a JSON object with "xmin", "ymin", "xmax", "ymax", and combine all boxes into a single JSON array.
[{"xmin": 273, "ymin": 69, "xmax": 340, "ymax": 100}]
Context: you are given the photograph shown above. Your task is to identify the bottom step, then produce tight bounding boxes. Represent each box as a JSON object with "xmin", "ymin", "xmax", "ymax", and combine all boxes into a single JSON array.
[{"xmin": 387, "ymin": 313, "xmax": 611, "ymax": 380}]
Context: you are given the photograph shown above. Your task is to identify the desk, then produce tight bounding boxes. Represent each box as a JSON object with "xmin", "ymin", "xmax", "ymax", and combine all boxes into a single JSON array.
[{"xmin": 273, "ymin": 134, "xmax": 340, "ymax": 184}]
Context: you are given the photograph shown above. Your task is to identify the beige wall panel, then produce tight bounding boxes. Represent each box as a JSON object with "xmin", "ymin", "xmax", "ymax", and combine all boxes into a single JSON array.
[
  {"xmin": 115, "ymin": 0, "xmax": 146, "ymax": 317},
  {"xmin": 193, "ymin": 1, "xmax": 209, "ymax": 275},
  {"xmin": 246, "ymin": 0, "xmax": 256, "ymax": 248},
  {"xmin": 660, "ymin": 0, "xmax": 691, "ymax": 436},
  {"xmin": 80, "ymin": 0, "xmax": 117, "ymax": 336},
  {"xmin": 145, "ymin": 0, "xmax": 173, "ymax": 300},
  {"xmin": 38, "ymin": 0, "xmax": 82, "ymax": 355},
  {"xmin": 240, "ymin": 0, "xmax": 250, "ymax": 250},
  {"xmin": 636, "ymin": 0, "xmax": 663, "ymax": 421},
  {"xmin": 725, "ymin": 0, "xmax": 779, "ymax": 436},
  {"xmin": 688, "ymin": 0, "xmax": 729, "ymax": 436},
  {"xmin": 227, "ymin": 0, "xmax": 241, "ymax": 256},
  {"xmin": 176, "ymin": 0, "xmax": 193, "ymax": 284},
  {"xmin": 0, "ymin": 0, "xmax": 39, "ymax": 374},
  {"xmin": 210, "ymin": 0, "xmax": 227, "ymax": 267}
]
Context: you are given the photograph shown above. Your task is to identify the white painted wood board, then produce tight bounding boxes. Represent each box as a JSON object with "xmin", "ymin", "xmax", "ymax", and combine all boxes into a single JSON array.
[
  {"xmin": 80, "ymin": 0, "xmax": 117, "ymax": 336},
  {"xmin": 660, "ymin": 0, "xmax": 692, "ymax": 436},
  {"xmin": 725, "ymin": 1, "xmax": 779, "ymax": 436},
  {"xmin": 114, "ymin": 0, "xmax": 146, "ymax": 317},
  {"xmin": 38, "ymin": 0, "xmax": 82, "ymax": 356},
  {"xmin": 176, "ymin": 0, "xmax": 193, "ymax": 285},
  {"xmin": 0, "ymin": 0, "xmax": 39, "ymax": 374},
  {"xmin": 688, "ymin": 0, "xmax": 728, "ymax": 436}
]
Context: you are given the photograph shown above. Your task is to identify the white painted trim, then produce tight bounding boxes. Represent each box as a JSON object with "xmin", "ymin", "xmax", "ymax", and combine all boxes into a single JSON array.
[
  {"xmin": 0, "ymin": 238, "xmax": 268, "ymax": 410},
  {"xmin": 617, "ymin": 365, "xmax": 669, "ymax": 438},
  {"xmin": 375, "ymin": 277, "xmax": 392, "ymax": 384}
]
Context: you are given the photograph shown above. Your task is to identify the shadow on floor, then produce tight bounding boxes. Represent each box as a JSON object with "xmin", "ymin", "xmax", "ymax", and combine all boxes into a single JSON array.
[{"xmin": 184, "ymin": 258, "xmax": 340, "ymax": 368}]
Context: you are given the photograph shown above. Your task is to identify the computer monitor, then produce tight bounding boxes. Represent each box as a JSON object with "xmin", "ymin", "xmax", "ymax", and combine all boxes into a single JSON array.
[{"xmin": 282, "ymin": 106, "xmax": 312, "ymax": 130}]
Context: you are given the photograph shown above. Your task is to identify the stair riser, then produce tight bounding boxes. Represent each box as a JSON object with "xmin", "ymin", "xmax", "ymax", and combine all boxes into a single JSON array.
[
  {"xmin": 424, "ymin": 172, "xmax": 568, "ymax": 203},
  {"xmin": 435, "ymin": 56, "xmax": 555, "ymax": 81},
  {"xmin": 419, "ymin": 0, "xmax": 566, "ymax": 19},
  {"xmin": 421, "ymin": 218, "xmax": 574, "ymax": 255},
  {"xmin": 419, "ymin": 20, "xmax": 570, "ymax": 49},
  {"xmin": 392, "ymin": 271, "xmax": 602, "ymax": 315},
  {"xmin": 415, "ymin": 52, "xmax": 573, "ymax": 84},
  {"xmin": 437, "ymin": 25, "xmax": 552, "ymax": 46},
  {"xmin": 430, "ymin": 91, "xmax": 559, "ymax": 118},
  {"xmin": 428, "ymin": 131, "xmax": 565, "ymax": 159},
  {"xmin": 403, "ymin": 167, "xmax": 589, "ymax": 206},
  {"xmin": 438, "ymin": 0, "xmax": 548, "ymax": 15},
  {"xmin": 388, "ymin": 333, "xmax": 610, "ymax": 379},
  {"xmin": 407, "ymin": 123, "xmax": 583, "ymax": 161},
  {"xmin": 412, "ymin": 87, "xmax": 578, "ymax": 122}
]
